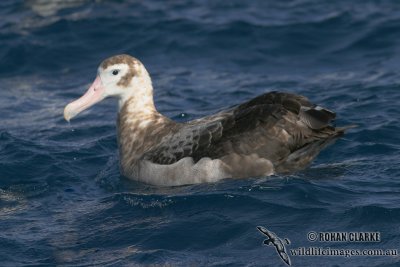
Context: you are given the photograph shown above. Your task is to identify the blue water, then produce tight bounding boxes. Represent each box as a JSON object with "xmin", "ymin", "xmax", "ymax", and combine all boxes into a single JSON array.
[{"xmin": 1, "ymin": 1, "xmax": 399, "ymax": 266}]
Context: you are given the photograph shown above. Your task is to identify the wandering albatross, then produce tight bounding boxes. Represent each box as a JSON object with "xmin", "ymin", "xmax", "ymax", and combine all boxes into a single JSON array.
[{"xmin": 64, "ymin": 54, "xmax": 350, "ymax": 186}]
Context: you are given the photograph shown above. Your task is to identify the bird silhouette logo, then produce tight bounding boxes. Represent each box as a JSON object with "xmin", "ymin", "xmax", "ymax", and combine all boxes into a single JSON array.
[{"xmin": 257, "ymin": 226, "xmax": 292, "ymax": 266}]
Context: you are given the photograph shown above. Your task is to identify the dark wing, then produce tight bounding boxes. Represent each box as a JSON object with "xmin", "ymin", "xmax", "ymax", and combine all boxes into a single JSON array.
[
  {"xmin": 237, "ymin": 91, "xmax": 336, "ymax": 130},
  {"xmin": 141, "ymin": 118, "xmax": 226, "ymax": 164},
  {"xmin": 142, "ymin": 91, "xmax": 337, "ymax": 165},
  {"xmin": 257, "ymin": 226, "xmax": 273, "ymax": 238},
  {"xmin": 279, "ymin": 250, "xmax": 292, "ymax": 266}
]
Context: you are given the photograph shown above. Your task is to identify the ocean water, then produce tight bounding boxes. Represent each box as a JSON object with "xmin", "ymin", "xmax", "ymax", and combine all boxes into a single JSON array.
[{"xmin": 1, "ymin": 0, "xmax": 399, "ymax": 266}]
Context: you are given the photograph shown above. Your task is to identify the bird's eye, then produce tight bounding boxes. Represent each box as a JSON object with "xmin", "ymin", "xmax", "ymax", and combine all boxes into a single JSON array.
[{"xmin": 112, "ymin": 70, "xmax": 119, "ymax": 75}]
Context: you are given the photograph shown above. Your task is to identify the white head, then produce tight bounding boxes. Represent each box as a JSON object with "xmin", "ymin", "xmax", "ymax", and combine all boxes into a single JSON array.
[{"xmin": 64, "ymin": 54, "xmax": 154, "ymax": 121}]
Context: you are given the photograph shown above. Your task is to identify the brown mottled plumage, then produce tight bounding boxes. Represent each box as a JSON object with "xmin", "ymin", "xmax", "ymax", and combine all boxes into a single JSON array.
[
  {"xmin": 64, "ymin": 54, "xmax": 352, "ymax": 186},
  {"xmin": 101, "ymin": 54, "xmax": 141, "ymax": 87}
]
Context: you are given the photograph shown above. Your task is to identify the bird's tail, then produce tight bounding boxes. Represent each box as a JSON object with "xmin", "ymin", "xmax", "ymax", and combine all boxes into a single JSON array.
[{"xmin": 334, "ymin": 124, "xmax": 358, "ymax": 135}]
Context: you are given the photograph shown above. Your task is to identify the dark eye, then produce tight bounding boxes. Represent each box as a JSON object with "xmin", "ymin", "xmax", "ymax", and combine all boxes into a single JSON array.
[{"xmin": 112, "ymin": 70, "xmax": 119, "ymax": 75}]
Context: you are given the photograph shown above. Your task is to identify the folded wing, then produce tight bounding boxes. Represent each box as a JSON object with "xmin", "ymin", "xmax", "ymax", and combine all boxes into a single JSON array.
[{"xmin": 142, "ymin": 91, "xmax": 340, "ymax": 166}]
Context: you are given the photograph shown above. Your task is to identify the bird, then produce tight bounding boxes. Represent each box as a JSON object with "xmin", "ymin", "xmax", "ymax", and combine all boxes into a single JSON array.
[
  {"xmin": 257, "ymin": 226, "xmax": 291, "ymax": 266},
  {"xmin": 64, "ymin": 54, "xmax": 351, "ymax": 186}
]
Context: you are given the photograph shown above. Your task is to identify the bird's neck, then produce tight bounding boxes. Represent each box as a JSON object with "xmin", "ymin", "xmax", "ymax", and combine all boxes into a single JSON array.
[
  {"xmin": 117, "ymin": 96, "xmax": 176, "ymax": 174},
  {"xmin": 118, "ymin": 74, "xmax": 155, "ymax": 111},
  {"xmin": 118, "ymin": 92, "xmax": 156, "ymax": 113}
]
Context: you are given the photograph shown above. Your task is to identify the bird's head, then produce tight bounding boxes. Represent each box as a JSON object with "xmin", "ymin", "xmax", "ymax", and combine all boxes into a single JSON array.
[{"xmin": 63, "ymin": 54, "xmax": 153, "ymax": 122}]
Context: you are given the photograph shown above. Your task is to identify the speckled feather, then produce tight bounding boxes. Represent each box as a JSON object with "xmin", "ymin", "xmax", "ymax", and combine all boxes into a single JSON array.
[{"xmin": 140, "ymin": 91, "xmax": 341, "ymax": 168}]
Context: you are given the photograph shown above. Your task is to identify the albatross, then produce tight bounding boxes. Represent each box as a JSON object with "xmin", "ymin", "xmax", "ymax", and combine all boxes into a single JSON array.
[{"xmin": 64, "ymin": 54, "xmax": 350, "ymax": 186}]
